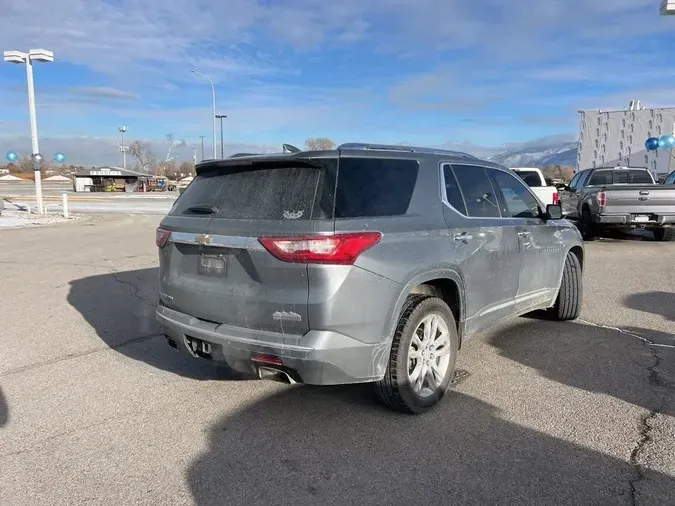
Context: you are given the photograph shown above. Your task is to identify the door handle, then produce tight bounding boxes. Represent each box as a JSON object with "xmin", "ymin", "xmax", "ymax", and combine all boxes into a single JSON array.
[
  {"xmin": 517, "ymin": 231, "xmax": 531, "ymax": 238},
  {"xmin": 453, "ymin": 233, "xmax": 473, "ymax": 242}
]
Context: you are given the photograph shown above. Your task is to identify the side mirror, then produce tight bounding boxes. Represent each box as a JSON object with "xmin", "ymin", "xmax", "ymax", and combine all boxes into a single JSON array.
[{"xmin": 544, "ymin": 204, "xmax": 563, "ymax": 220}]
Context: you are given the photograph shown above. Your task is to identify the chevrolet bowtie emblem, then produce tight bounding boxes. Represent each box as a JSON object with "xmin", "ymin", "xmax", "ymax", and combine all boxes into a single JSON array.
[{"xmin": 196, "ymin": 234, "xmax": 211, "ymax": 245}]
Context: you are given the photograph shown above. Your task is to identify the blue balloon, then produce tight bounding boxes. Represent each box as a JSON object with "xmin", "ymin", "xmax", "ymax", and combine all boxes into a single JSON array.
[
  {"xmin": 659, "ymin": 134, "xmax": 675, "ymax": 149},
  {"xmin": 5, "ymin": 151, "xmax": 18, "ymax": 162},
  {"xmin": 54, "ymin": 152, "xmax": 66, "ymax": 163},
  {"xmin": 645, "ymin": 137, "xmax": 660, "ymax": 151}
]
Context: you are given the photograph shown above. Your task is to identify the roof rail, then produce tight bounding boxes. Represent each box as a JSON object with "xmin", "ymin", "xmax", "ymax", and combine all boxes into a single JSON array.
[{"xmin": 337, "ymin": 142, "xmax": 477, "ymax": 159}]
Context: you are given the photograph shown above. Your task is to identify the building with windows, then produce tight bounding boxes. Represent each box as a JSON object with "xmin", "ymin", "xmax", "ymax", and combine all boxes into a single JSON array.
[
  {"xmin": 72, "ymin": 166, "xmax": 147, "ymax": 192},
  {"xmin": 576, "ymin": 102, "xmax": 675, "ymax": 178}
]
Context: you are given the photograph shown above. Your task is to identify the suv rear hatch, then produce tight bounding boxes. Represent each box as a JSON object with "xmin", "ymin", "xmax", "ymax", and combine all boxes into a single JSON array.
[{"xmin": 157, "ymin": 157, "xmax": 339, "ymax": 335}]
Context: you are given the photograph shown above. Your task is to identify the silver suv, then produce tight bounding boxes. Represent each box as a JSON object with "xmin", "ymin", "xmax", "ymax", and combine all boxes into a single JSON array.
[{"xmin": 156, "ymin": 143, "xmax": 584, "ymax": 414}]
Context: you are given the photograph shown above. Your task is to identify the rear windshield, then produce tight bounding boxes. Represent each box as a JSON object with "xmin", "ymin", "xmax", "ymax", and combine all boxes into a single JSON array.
[
  {"xmin": 588, "ymin": 170, "xmax": 653, "ymax": 185},
  {"xmin": 513, "ymin": 170, "xmax": 543, "ymax": 187},
  {"xmin": 171, "ymin": 163, "xmax": 328, "ymax": 220},
  {"xmin": 172, "ymin": 157, "xmax": 419, "ymax": 220}
]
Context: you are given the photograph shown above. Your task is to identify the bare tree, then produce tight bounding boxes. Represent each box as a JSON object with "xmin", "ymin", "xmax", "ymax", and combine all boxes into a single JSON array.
[
  {"xmin": 127, "ymin": 140, "xmax": 157, "ymax": 173},
  {"xmin": 178, "ymin": 161, "xmax": 195, "ymax": 177},
  {"xmin": 304, "ymin": 137, "xmax": 336, "ymax": 151},
  {"xmin": 16, "ymin": 155, "xmax": 35, "ymax": 173}
]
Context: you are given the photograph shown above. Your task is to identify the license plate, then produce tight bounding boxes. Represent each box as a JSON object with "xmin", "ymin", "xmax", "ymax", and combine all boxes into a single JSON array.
[
  {"xmin": 633, "ymin": 215, "xmax": 650, "ymax": 223},
  {"xmin": 199, "ymin": 254, "xmax": 226, "ymax": 275}
]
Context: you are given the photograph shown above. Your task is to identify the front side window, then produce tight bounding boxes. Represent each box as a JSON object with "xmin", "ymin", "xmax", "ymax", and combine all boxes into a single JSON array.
[
  {"xmin": 665, "ymin": 171, "xmax": 675, "ymax": 185},
  {"xmin": 567, "ymin": 172, "xmax": 583, "ymax": 190},
  {"xmin": 450, "ymin": 165, "xmax": 501, "ymax": 218},
  {"xmin": 488, "ymin": 169, "xmax": 540, "ymax": 219}
]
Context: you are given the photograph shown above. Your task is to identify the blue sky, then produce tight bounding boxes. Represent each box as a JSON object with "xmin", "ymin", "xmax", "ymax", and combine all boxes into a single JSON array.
[{"xmin": 1, "ymin": 0, "xmax": 675, "ymax": 163}]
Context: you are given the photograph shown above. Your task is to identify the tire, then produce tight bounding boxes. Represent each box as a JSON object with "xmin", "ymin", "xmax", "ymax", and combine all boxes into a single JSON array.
[
  {"xmin": 579, "ymin": 208, "xmax": 597, "ymax": 241},
  {"xmin": 551, "ymin": 252, "xmax": 583, "ymax": 321},
  {"xmin": 375, "ymin": 295, "xmax": 459, "ymax": 415},
  {"xmin": 653, "ymin": 228, "xmax": 675, "ymax": 242}
]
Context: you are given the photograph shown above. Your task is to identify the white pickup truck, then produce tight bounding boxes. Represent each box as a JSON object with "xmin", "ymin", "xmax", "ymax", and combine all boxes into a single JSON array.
[{"xmin": 511, "ymin": 167, "xmax": 560, "ymax": 206}]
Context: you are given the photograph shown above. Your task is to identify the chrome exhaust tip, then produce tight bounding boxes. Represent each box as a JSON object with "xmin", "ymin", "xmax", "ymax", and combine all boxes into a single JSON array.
[{"xmin": 257, "ymin": 366, "xmax": 296, "ymax": 385}]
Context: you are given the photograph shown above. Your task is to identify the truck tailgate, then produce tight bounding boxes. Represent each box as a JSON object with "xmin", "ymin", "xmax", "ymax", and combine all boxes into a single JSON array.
[{"xmin": 603, "ymin": 185, "xmax": 675, "ymax": 215}]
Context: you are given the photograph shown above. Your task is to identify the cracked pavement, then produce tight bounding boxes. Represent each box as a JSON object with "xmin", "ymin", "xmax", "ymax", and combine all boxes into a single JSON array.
[{"xmin": 0, "ymin": 215, "xmax": 673, "ymax": 505}]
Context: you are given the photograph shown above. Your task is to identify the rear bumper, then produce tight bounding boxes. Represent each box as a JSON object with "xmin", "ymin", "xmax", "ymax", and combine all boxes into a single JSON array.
[
  {"xmin": 593, "ymin": 213, "xmax": 675, "ymax": 226},
  {"xmin": 156, "ymin": 304, "xmax": 388, "ymax": 385}
]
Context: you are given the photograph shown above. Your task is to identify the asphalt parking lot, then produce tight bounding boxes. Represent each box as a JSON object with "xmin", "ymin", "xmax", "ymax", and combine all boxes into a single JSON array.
[{"xmin": 0, "ymin": 216, "xmax": 674, "ymax": 505}]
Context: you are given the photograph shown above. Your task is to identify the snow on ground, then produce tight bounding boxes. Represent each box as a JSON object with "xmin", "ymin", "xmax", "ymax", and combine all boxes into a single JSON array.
[{"xmin": 0, "ymin": 210, "xmax": 80, "ymax": 229}]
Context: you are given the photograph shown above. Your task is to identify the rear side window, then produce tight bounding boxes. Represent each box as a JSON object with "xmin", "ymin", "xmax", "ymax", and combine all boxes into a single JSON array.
[
  {"xmin": 665, "ymin": 171, "xmax": 675, "ymax": 185},
  {"xmin": 334, "ymin": 158, "xmax": 419, "ymax": 218},
  {"xmin": 442, "ymin": 165, "xmax": 468, "ymax": 215},
  {"xmin": 513, "ymin": 170, "xmax": 543, "ymax": 187},
  {"xmin": 171, "ymin": 163, "xmax": 328, "ymax": 220},
  {"xmin": 450, "ymin": 165, "xmax": 501, "ymax": 218}
]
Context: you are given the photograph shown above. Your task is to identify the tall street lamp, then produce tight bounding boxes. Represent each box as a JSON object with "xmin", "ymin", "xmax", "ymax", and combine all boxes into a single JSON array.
[
  {"xmin": 215, "ymin": 114, "xmax": 227, "ymax": 159},
  {"xmin": 661, "ymin": 1, "xmax": 675, "ymax": 15},
  {"xmin": 118, "ymin": 126, "xmax": 127, "ymax": 169},
  {"xmin": 190, "ymin": 69, "xmax": 217, "ymax": 159},
  {"xmin": 4, "ymin": 48, "xmax": 54, "ymax": 215}
]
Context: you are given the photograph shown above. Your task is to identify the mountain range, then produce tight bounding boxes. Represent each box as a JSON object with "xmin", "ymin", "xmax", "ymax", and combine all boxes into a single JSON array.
[{"xmin": 486, "ymin": 140, "xmax": 578, "ymax": 168}]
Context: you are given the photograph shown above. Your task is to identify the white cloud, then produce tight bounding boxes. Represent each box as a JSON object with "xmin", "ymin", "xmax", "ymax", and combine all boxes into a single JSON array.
[{"xmin": 69, "ymin": 87, "xmax": 139, "ymax": 100}]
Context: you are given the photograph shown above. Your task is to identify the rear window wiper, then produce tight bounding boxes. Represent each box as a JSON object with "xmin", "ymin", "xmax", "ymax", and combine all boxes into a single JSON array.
[{"xmin": 184, "ymin": 204, "xmax": 219, "ymax": 214}]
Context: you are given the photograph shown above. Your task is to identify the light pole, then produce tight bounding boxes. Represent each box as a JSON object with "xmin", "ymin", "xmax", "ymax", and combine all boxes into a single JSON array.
[
  {"xmin": 118, "ymin": 126, "xmax": 127, "ymax": 169},
  {"xmin": 199, "ymin": 136, "xmax": 206, "ymax": 160},
  {"xmin": 190, "ymin": 69, "xmax": 217, "ymax": 159},
  {"xmin": 215, "ymin": 114, "xmax": 227, "ymax": 158},
  {"xmin": 660, "ymin": 1, "xmax": 675, "ymax": 15},
  {"xmin": 4, "ymin": 48, "xmax": 54, "ymax": 214}
]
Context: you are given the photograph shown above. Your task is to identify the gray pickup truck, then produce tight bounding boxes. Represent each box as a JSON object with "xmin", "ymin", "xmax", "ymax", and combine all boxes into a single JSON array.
[{"xmin": 559, "ymin": 166, "xmax": 675, "ymax": 241}]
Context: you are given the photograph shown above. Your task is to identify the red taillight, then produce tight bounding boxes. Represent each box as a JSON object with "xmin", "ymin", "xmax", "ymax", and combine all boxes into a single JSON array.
[
  {"xmin": 156, "ymin": 227, "xmax": 172, "ymax": 248},
  {"xmin": 258, "ymin": 232, "xmax": 382, "ymax": 265},
  {"xmin": 552, "ymin": 192, "xmax": 560, "ymax": 205},
  {"xmin": 597, "ymin": 191, "xmax": 607, "ymax": 207}
]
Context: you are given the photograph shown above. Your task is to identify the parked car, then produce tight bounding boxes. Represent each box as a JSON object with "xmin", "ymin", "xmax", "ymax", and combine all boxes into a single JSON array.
[
  {"xmin": 155, "ymin": 143, "xmax": 584, "ymax": 414},
  {"xmin": 511, "ymin": 167, "xmax": 560, "ymax": 206},
  {"xmin": 559, "ymin": 166, "xmax": 675, "ymax": 241}
]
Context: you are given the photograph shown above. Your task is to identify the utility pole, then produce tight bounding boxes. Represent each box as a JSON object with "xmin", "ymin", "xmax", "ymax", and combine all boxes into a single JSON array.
[
  {"xmin": 199, "ymin": 136, "xmax": 205, "ymax": 161},
  {"xmin": 193, "ymin": 147, "xmax": 197, "ymax": 166},
  {"xmin": 216, "ymin": 114, "xmax": 227, "ymax": 159}
]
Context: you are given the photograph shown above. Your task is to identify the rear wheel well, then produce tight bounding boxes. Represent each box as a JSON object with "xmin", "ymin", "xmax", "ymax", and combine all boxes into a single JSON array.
[{"xmin": 410, "ymin": 279, "xmax": 461, "ymax": 340}]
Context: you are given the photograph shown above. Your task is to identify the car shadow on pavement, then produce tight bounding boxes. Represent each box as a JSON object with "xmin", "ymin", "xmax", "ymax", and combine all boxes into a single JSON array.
[
  {"xmin": 67, "ymin": 268, "xmax": 245, "ymax": 381},
  {"xmin": 623, "ymin": 291, "xmax": 675, "ymax": 322},
  {"xmin": 488, "ymin": 320, "xmax": 674, "ymax": 416},
  {"xmin": 185, "ymin": 385, "xmax": 674, "ymax": 506},
  {"xmin": 0, "ymin": 387, "xmax": 8, "ymax": 428}
]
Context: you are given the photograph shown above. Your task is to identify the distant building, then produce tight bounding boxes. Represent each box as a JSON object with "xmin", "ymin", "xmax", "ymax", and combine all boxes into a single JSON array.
[
  {"xmin": 72, "ymin": 166, "xmax": 148, "ymax": 192},
  {"xmin": 577, "ymin": 101, "xmax": 675, "ymax": 178}
]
